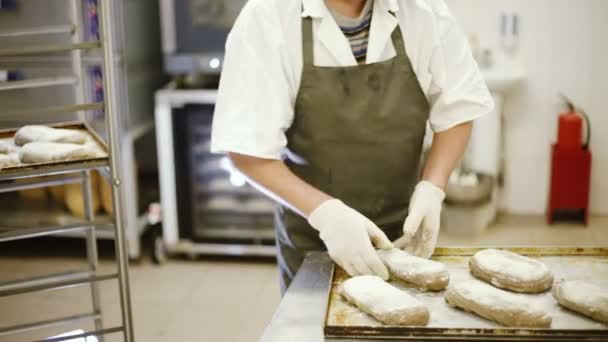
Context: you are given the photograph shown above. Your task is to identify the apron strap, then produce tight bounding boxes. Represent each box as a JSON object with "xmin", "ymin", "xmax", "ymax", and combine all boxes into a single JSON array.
[
  {"xmin": 302, "ymin": 17, "xmax": 315, "ymax": 68},
  {"xmin": 390, "ymin": 24, "xmax": 407, "ymax": 58}
]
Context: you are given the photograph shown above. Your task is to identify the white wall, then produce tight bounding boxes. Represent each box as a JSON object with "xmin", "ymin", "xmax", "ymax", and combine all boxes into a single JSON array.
[{"xmin": 447, "ymin": 0, "xmax": 608, "ymax": 215}]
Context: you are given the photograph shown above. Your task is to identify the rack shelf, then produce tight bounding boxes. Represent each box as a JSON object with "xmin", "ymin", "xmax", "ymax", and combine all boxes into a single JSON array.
[
  {"xmin": 0, "ymin": 158, "xmax": 108, "ymax": 181},
  {"xmin": 0, "ymin": 41, "xmax": 100, "ymax": 57},
  {"xmin": 0, "ymin": 102, "xmax": 104, "ymax": 119},
  {"xmin": 0, "ymin": 174, "xmax": 83, "ymax": 193},
  {"xmin": 0, "ymin": 223, "xmax": 97, "ymax": 243},
  {"xmin": 0, "ymin": 25, "xmax": 74, "ymax": 38},
  {"xmin": 0, "ymin": 75, "xmax": 78, "ymax": 91},
  {"xmin": 42, "ymin": 327, "xmax": 124, "ymax": 342},
  {"xmin": 0, "ymin": 271, "xmax": 118, "ymax": 297},
  {"xmin": 0, "ymin": 312, "xmax": 100, "ymax": 337}
]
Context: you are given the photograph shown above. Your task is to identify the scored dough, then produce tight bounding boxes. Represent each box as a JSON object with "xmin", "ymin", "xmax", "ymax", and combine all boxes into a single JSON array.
[
  {"xmin": 378, "ymin": 249, "xmax": 449, "ymax": 291},
  {"xmin": 445, "ymin": 280, "xmax": 552, "ymax": 328},
  {"xmin": 553, "ymin": 280, "xmax": 608, "ymax": 324},
  {"xmin": 19, "ymin": 142, "xmax": 104, "ymax": 164},
  {"xmin": 469, "ymin": 249, "xmax": 554, "ymax": 293},
  {"xmin": 14, "ymin": 125, "xmax": 88, "ymax": 146},
  {"xmin": 339, "ymin": 275, "xmax": 429, "ymax": 326}
]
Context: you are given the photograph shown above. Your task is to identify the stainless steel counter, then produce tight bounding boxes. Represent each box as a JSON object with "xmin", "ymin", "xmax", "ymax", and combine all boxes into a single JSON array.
[
  {"xmin": 260, "ymin": 252, "xmax": 333, "ymax": 342},
  {"xmin": 260, "ymin": 253, "xmax": 426, "ymax": 341}
]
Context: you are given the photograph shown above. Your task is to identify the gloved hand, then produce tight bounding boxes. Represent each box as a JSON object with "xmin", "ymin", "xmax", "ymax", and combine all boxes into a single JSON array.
[
  {"xmin": 308, "ymin": 199, "xmax": 393, "ymax": 279},
  {"xmin": 394, "ymin": 181, "xmax": 446, "ymax": 259}
]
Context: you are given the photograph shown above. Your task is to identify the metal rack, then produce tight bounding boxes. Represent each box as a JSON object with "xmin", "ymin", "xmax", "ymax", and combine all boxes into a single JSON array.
[
  {"xmin": 0, "ymin": 1, "xmax": 134, "ymax": 341},
  {"xmin": 0, "ymin": 1, "xmax": 163, "ymax": 261}
]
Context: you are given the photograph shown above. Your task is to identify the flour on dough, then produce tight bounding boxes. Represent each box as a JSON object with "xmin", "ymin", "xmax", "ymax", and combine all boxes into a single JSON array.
[
  {"xmin": 445, "ymin": 280, "xmax": 552, "ymax": 328},
  {"xmin": 378, "ymin": 249, "xmax": 449, "ymax": 291},
  {"xmin": 553, "ymin": 280, "xmax": 608, "ymax": 324},
  {"xmin": 0, "ymin": 153, "xmax": 20, "ymax": 169},
  {"xmin": 0, "ymin": 139, "xmax": 18, "ymax": 154},
  {"xmin": 339, "ymin": 275, "xmax": 429, "ymax": 326},
  {"xmin": 14, "ymin": 125, "xmax": 88, "ymax": 146},
  {"xmin": 0, "ymin": 140, "xmax": 10, "ymax": 154},
  {"xmin": 469, "ymin": 249, "xmax": 554, "ymax": 293},
  {"xmin": 19, "ymin": 142, "xmax": 104, "ymax": 164}
]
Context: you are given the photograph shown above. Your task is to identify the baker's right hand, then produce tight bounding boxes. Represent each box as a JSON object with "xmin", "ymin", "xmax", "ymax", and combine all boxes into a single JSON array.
[{"xmin": 308, "ymin": 199, "xmax": 393, "ymax": 280}]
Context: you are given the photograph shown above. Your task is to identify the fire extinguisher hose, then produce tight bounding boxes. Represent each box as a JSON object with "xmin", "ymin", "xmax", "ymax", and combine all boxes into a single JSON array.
[{"xmin": 580, "ymin": 110, "xmax": 591, "ymax": 150}]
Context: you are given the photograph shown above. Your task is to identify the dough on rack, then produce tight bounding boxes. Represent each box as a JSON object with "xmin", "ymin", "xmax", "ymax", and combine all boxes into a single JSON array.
[
  {"xmin": 378, "ymin": 249, "xmax": 449, "ymax": 291},
  {"xmin": 14, "ymin": 125, "xmax": 88, "ymax": 146},
  {"xmin": 0, "ymin": 139, "xmax": 18, "ymax": 154},
  {"xmin": 553, "ymin": 280, "xmax": 608, "ymax": 324},
  {"xmin": 469, "ymin": 249, "xmax": 554, "ymax": 293},
  {"xmin": 0, "ymin": 153, "xmax": 20, "ymax": 169},
  {"xmin": 19, "ymin": 142, "xmax": 104, "ymax": 164},
  {"xmin": 339, "ymin": 275, "xmax": 429, "ymax": 326},
  {"xmin": 445, "ymin": 280, "xmax": 552, "ymax": 328}
]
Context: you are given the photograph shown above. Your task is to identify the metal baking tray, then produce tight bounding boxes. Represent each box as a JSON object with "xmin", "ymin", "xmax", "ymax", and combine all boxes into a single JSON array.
[
  {"xmin": 325, "ymin": 247, "xmax": 608, "ymax": 341},
  {"xmin": 0, "ymin": 121, "xmax": 108, "ymax": 180}
]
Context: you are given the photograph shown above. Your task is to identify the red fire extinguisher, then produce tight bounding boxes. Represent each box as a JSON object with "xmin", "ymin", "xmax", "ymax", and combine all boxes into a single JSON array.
[
  {"xmin": 547, "ymin": 94, "xmax": 592, "ymax": 225},
  {"xmin": 557, "ymin": 95, "xmax": 591, "ymax": 150}
]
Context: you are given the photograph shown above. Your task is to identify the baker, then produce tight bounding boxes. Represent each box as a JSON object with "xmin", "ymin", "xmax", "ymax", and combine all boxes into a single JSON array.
[{"xmin": 211, "ymin": 0, "xmax": 494, "ymax": 292}]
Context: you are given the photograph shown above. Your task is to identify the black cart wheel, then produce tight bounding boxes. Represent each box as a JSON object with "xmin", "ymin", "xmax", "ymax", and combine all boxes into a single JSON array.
[{"xmin": 150, "ymin": 225, "xmax": 168, "ymax": 265}]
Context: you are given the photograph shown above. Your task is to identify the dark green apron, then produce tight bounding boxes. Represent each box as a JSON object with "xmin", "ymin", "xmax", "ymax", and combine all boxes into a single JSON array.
[{"xmin": 275, "ymin": 13, "xmax": 430, "ymax": 292}]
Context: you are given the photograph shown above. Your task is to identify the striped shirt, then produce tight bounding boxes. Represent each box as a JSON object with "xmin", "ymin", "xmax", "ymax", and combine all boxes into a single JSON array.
[{"xmin": 329, "ymin": 0, "xmax": 374, "ymax": 64}]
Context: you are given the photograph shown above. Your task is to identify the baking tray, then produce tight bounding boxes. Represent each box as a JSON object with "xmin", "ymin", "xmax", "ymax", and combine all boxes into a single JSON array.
[
  {"xmin": 325, "ymin": 247, "xmax": 608, "ymax": 341},
  {"xmin": 0, "ymin": 122, "xmax": 108, "ymax": 180}
]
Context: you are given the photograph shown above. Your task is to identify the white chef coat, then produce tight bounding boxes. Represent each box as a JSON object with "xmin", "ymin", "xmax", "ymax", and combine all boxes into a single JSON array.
[{"xmin": 211, "ymin": 0, "xmax": 495, "ymax": 160}]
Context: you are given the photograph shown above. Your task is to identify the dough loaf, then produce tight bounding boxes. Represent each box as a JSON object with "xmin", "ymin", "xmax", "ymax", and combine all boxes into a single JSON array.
[
  {"xmin": 0, "ymin": 153, "xmax": 20, "ymax": 169},
  {"xmin": 378, "ymin": 249, "xmax": 449, "ymax": 291},
  {"xmin": 19, "ymin": 142, "xmax": 104, "ymax": 164},
  {"xmin": 14, "ymin": 125, "xmax": 87, "ymax": 146},
  {"xmin": 445, "ymin": 280, "xmax": 552, "ymax": 328},
  {"xmin": 339, "ymin": 275, "xmax": 429, "ymax": 326},
  {"xmin": 470, "ymin": 249, "xmax": 554, "ymax": 293},
  {"xmin": 65, "ymin": 171, "xmax": 101, "ymax": 219},
  {"xmin": 0, "ymin": 139, "xmax": 18, "ymax": 154},
  {"xmin": 553, "ymin": 280, "xmax": 608, "ymax": 324},
  {"xmin": 0, "ymin": 142, "xmax": 7, "ymax": 154}
]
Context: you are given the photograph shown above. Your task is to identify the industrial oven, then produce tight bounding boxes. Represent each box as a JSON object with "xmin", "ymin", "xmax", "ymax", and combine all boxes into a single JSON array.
[
  {"xmin": 155, "ymin": 88, "xmax": 276, "ymax": 260},
  {"xmin": 159, "ymin": 0, "xmax": 247, "ymax": 75},
  {"xmin": 155, "ymin": 1, "xmax": 276, "ymax": 259}
]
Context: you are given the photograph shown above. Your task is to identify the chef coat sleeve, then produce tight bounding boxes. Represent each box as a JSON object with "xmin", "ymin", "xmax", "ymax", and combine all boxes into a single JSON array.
[
  {"xmin": 425, "ymin": 0, "xmax": 495, "ymax": 133},
  {"xmin": 211, "ymin": 1, "xmax": 294, "ymax": 160}
]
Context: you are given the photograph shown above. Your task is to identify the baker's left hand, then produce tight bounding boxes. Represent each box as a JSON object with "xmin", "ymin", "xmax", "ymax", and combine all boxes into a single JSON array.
[{"xmin": 394, "ymin": 181, "xmax": 446, "ymax": 259}]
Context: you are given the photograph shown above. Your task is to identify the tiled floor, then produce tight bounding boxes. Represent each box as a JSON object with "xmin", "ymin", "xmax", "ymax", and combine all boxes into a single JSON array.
[{"xmin": 0, "ymin": 215, "xmax": 606, "ymax": 342}]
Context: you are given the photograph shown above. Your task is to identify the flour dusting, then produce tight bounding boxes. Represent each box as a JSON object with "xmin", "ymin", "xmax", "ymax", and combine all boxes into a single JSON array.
[
  {"xmin": 553, "ymin": 280, "xmax": 608, "ymax": 324},
  {"xmin": 340, "ymin": 275, "xmax": 429, "ymax": 326},
  {"xmin": 378, "ymin": 249, "xmax": 449, "ymax": 291}
]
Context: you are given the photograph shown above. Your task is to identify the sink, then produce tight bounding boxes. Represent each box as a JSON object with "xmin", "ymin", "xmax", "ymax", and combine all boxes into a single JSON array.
[
  {"xmin": 482, "ymin": 67, "xmax": 526, "ymax": 93},
  {"xmin": 467, "ymin": 65, "xmax": 526, "ymax": 176}
]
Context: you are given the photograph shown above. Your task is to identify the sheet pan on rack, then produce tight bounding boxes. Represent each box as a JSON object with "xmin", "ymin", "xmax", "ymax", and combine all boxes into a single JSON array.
[{"xmin": 0, "ymin": 121, "xmax": 108, "ymax": 180}]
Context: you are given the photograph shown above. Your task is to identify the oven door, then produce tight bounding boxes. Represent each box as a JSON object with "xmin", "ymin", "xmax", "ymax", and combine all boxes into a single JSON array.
[{"xmin": 172, "ymin": 103, "xmax": 276, "ymax": 247}]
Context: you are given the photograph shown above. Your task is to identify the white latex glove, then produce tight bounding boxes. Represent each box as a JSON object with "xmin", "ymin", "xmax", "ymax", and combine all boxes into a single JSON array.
[
  {"xmin": 308, "ymin": 199, "xmax": 393, "ymax": 279},
  {"xmin": 394, "ymin": 181, "xmax": 446, "ymax": 259}
]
